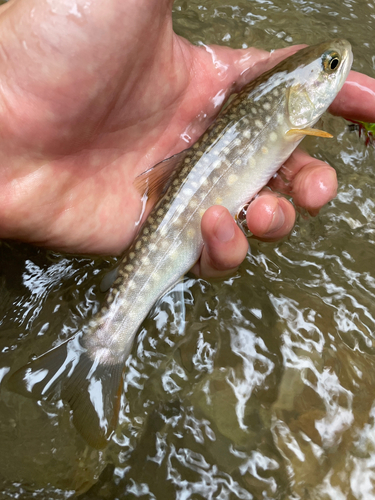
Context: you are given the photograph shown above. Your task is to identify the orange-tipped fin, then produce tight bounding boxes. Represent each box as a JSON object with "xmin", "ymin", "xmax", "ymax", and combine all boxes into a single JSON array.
[{"xmin": 286, "ymin": 127, "xmax": 333, "ymax": 138}]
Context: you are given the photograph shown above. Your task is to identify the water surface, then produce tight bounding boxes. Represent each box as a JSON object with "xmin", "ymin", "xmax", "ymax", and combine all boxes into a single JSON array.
[{"xmin": 1, "ymin": 0, "xmax": 375, "ymax": 499}]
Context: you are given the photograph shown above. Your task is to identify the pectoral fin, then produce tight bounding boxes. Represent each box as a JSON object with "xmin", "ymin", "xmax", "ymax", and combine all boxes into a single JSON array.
[{"xmin": 286, "ymin": 127, "xmax": 333, "ymax": 138}]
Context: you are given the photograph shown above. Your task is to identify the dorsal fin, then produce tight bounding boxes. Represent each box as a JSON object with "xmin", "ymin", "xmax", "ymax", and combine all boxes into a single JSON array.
[{"xmin": 134, "ymin": 148, "xmax": 189, "ymax": 204}]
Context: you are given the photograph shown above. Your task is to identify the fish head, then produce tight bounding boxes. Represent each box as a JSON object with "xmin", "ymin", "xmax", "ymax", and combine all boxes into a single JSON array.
[{"xmin": 286, "ymin": 39, "xmax": 353, "ymax": 128}]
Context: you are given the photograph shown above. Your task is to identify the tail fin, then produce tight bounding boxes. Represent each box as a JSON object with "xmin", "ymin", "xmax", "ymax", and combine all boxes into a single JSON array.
[{"xmin": 7, "ymin": 334, "xmax": 124, "ymax": 449}]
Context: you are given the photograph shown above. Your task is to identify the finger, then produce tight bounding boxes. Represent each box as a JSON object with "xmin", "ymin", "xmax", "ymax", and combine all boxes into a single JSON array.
[
  {"xmin": 195, "ymin": 43, "xmax": 306, "ymax": 95},
  {"xmin": 246, "ymin": 191, "xmax": 295, "ymax": 240},
  {"xmin": 329, "ymin": 71, "xmax": 375, "ymax": 123},
  {"xmin": 269, "ymin": 148, "xmax": 338, "ymax": 211},
  {"xmin": 191, "ymin": 206, "xmax": 249, "ymax": 278},
  {"xmin": 232, "ymin": 44, "xmax": 306, "ymax": 91}
]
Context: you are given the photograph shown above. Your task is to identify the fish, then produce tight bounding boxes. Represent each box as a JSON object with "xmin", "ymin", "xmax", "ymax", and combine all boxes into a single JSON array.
[{"xmin": 8, "ymin": 39, "xmax": 353, "ymax": 448}]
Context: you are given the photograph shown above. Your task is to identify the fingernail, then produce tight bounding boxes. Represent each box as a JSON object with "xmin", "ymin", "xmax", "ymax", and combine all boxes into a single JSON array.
[
  {"xmin": 267, "ymin": 202, "xmax": 285, "ymax": 234},
  {"xmin": 214, "ymin": 213, "xmax": 235, "ymax": 242}
]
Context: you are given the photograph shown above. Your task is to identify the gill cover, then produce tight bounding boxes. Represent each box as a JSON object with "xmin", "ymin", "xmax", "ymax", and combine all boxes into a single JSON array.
[{"xmin": 287, "ymin": 40, "xmax": 353, "ymax": 129}]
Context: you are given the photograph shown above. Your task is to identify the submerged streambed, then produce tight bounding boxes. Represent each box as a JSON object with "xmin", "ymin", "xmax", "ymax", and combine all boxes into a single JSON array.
[{"xmin": 1, "ymin": 0, "xmax": 375, "ymax": 498}]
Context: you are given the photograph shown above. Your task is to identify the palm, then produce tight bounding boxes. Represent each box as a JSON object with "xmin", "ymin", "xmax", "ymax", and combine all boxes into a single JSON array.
[
  {"xmin": 0, "ymin": 0, "xmax": 293, "ymax": 254},
  {"xmin": 0, "ymin": 0, "xmax": 374, "ymax": 276}
]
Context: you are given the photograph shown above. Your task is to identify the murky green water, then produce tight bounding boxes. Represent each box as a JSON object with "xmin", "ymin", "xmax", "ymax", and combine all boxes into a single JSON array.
[{"xmin": 1, "ymin": 0, "xmax": 375, "ymax": 498}]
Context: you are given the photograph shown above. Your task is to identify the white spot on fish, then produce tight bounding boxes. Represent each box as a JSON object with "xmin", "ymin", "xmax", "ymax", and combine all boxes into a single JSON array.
[
  {"xmin": 228, "ymin": 174, "xmax": 238, "ymax": 185},
  {"xmin": 199, "ymin": 208, "xmax": 205, "ymax": 217},
  {"xmin": 213, "ymin": 160, "xmax": 221, "ymax": 169},
  {"xmin": 251, "ymin": 107, "xmax": 257, "ymax": 114},
  {"xmin": 262, "ymin": 146, "xmax": 268, "ymax": 155},
  {"xmin": 270, "ymin": 132, "xmax": 278, "ymax": 142},
  {"xmin": 190, "ymin": 199, "xmax": 198, "ymax": 208},
  {"xmin": 159, "ymin": 226, "xmax": 168, "ymax": 237},
  {"xmin": 135, "ymin": 241, "xmax": 142, "ymax": 250},
  {"xmin": 215, "ymin": 197, "xmax": 223, "ymax": 205},
  {"xmin": 255, "ymin": 120, "xmax": 263, "ymax": 128},
  {"xmin": 273, "ymin": 89, "xmax": 279, "ymax": 97},
  {"xmin": 187, "ymin": 228, "xmax": 195, "ymax": 238},
  {"xmin": 277, "ymin": 113, "xmax": 284, "ymax": 124},
  {"xmin": 129, "ymin": 252, "xmax": 135, "ymax": 260},
  {"xmin": 243, "ymin": 130, "xmax": 251, "ymax": 139},
  {"xmin": 263, "ymin": 102, "xmax": 271, "ymax": 110},
  {"xmin": 240, "ymin": 109, "xmax": 246, "ymax": 116},
  {"xmin": 234, "ymin": 138, "xmax": 241, "ymax": 146},
  {"xmin": 235, "ymin": 159, "xmax": 242, "ymax": 166},
  {"xmin": 125, "ymin": 264, "xmax": 134, "ymax": 272},
  {"xmin": 223, "ymin": 146, "xmax": 230, "ymax": 155}
]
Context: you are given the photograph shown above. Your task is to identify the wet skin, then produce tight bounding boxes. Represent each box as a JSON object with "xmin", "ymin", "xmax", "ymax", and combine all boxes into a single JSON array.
[{"xmin": 0, "ymin": 0, "xmax": 374, "ymax": 277}]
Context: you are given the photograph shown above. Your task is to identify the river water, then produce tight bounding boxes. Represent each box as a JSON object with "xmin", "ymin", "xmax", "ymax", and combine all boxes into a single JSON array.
[{"xmin": 1, "ymin": 0, "xmax": 375, "ymax": 499}]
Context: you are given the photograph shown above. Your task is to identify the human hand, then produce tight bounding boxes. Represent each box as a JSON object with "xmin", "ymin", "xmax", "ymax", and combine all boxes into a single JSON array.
[{"xmin": 0, "ymin": 0, "xmax": 373, "ymax": 278}]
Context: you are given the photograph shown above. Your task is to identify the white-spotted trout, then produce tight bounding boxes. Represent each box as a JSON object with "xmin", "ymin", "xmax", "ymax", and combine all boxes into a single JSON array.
[{"xmin": 9, "ymin": 40, "xmax": 353, "ymax": 448}]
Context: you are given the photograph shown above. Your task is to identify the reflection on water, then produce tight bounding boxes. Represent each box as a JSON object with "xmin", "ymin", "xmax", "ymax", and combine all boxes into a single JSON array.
[{"xmin": 1, "ymin": 0, "xmax": 375, "ymax": 498}]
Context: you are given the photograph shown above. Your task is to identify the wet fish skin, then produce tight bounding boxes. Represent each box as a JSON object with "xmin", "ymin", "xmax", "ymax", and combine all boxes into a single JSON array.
[
  {"xmin": 84, "ymin": 39, "xmax": 352, "ymax": 364},
  {"xmin": 8, "ymin": 40, "xmax": 353, "ymax": 448}
]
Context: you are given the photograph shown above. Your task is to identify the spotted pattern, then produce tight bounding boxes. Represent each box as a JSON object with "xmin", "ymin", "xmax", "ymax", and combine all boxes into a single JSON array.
[{"xmin": 93, "ymin": 72, "xmax": 289, "ymax": 322}]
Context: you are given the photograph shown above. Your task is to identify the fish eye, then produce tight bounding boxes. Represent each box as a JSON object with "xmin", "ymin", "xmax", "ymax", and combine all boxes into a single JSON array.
[{"xmin": 322, "ymin": 51, "xmax": 341, "ymax": 73}]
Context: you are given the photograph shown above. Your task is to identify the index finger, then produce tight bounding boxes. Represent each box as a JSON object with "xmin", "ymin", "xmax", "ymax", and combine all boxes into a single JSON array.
[{"xmin": 329, "ymin": 70, "xmax": 375, "ymax": 122}]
